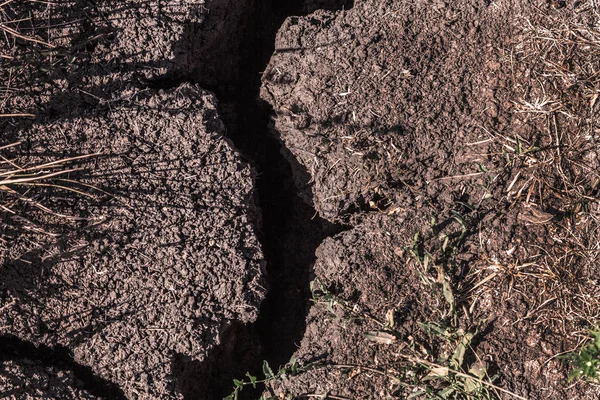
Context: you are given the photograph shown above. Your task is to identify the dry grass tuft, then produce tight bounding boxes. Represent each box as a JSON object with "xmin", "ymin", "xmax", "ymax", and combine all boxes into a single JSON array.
[
  {"xmin": 0, "ymin": 0, "xmax": 55, "ymax": 117},
  {"xmin": 0, "ymin": 141, "xmax": 101, "ymax": 223},
  {"xmin": 510, "ymin": 11, "xmax": 600, "ymax": 210},
  {"xmin": 0, "ymin": 3, "xmax": 101, "ymax": 233},
  {"xmin": 470, "ymin": 3, "xmax": 600, "ymax": 346}
]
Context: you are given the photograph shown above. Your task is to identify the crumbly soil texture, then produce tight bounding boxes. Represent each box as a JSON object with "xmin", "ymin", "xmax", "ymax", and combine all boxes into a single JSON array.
[
  {"xmin": 261, "ymin": 0, "xmax": 600, "ymax": 399},
  {"xmin": 1, "ymin": 0, "xmax": 600, "ymax": 400}
]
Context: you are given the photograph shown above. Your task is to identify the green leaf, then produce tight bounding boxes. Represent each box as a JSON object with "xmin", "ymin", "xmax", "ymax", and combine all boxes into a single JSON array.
[
  {"xmin": 435, "ymin": 265, "xmax": 455, "ymax": 313},
  {"xmin": 407, "ymin": 389, "xmax": 427, "ymax": 399},
  {"xmin": 468, "ymin": 360, "xmax": 487, "ymax": 379},
  {"xmin": 233, "ymin": 379, "xmax": 244, "ymax": 390},
  {"xmin": 450, "ymin": 331, "xmax": 474, "ymax": 369},
  {"xmin": 464, "ymin": 377, "xmax": 483, "ymax": 393},
  {"xmin": 263, "ymin": 360, "xmax": 275, "ymax": 380},
  {"xmin": 522, "ymin": 146, "xmax": 540, "ymax": 155},
  {"xmin": 245, "ymin": 372, "xmax": 257, "ymax": 388},
  {"xmin": 464, "ymin": 361, "xmax": 487, "ymax": 393},
  {"xmin": 226, "ymin": 387, "xmax": 240, "ymax": 400},
  {"xmin": 413, "ymin": 232, "xmax": 420, "ymax": 245},
  {"xmin": 418, "ymin": 321, "xmax": 451, "ymax": 338},
  {"xmin": 568, "ymin": 368, "xmax": 585, "ymax": 382},
  {"xmin": 565, "ymin": 331, "xmax": 600, "ymax": 381},
  {"xmin": 593, "ymin": 330, "xmax": 600, "ymax": 350},
  {"xmin": 455, "ymin": 201, "xmax": 474, "ymax": 211},
  {"xmin": 438, "ymin": 386, "xmax": 455, "ymax": 398},
  {"xmin": 327, "ymin": 299, "xmax": 336, "ymax": 314},
  {"xmin": 423, "ymin": 252, "xmax": 430, "ymax": 270},
  {"xmin": 430, "ymin": 216, "xmax": 437, "ymax": 228},
  {"xmin": 289, "ymin": 357, "xmax": 298, "ymax": 374},
  {"xmin": 441, "ymin": 234, "xmax": 449, "ymax": 252},
  {"xmin": 423, "ymin": 365, "xmax": 449, "ymax": 380}
]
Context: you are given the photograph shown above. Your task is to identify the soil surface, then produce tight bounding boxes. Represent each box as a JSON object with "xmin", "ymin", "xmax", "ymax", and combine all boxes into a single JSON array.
[
  {"xmin": 261, "ymin": 0, "xmax": 600, "ymax": 399},
  {"xmin": 1, "ymin": 0, "xmax": 599, "ymax": 399},
  {"xmin": 0, "ymin": 84, "xmax": 266, "ymax": 399},
  {"xmin": 0, "ymin": 358, "xmax": 98, "ymax": 399},
  {"xmin": 0, "ymin": 2, "xmax": 267, "ymax": 398}
]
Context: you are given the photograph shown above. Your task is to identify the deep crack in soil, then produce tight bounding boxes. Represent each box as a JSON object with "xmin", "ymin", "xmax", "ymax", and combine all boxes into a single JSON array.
[
  {"xmin": 150, "ymin": 0, "xmax": 353, "ymax": 398},
  {"xmin": 0, "ymin": 1, "xmax": 353, "ymax": 398}
]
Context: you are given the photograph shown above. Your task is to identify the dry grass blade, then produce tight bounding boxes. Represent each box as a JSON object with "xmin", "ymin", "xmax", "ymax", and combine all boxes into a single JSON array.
[
  {"xmin": 1, "ymin": 183, "xmax": 88, "ymax": 221},
  {"xmin": 0, "ymin": 141, "xmax": 104, "ymax": 227},
  {"xmin": 0, "ymin": 22, "xmax": 54, "ymax": 47},
  {"xmin": 464, "ymin": 8, "xmax": 600, "ymax": 383},
  {"xmin": 0, "ymin": 153, "xmax": 100, "ymax": 176},
  {"xmin": 402, "ymin": 355, "xmax": 527, "ymax": 400},
  {"xmin": 0, "ymin": 167, "xmax": 81, "ymax": 185},
  {"xmin": 0, "ymin": 113, "xmax": 34, "ymax": 117}
]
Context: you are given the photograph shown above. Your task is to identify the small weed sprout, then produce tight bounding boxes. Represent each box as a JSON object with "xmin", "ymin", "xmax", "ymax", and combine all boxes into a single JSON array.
[
  {"xmin": 563, "ymin": 330, "xmax": 600, "ymax": 381},
  {"xmin": 225, "ymin": 359, "xmax": 317, "ymax": 400},
  {"xmin": 306, "ymin": 281, "xmax": 525, "ymax": 400}
]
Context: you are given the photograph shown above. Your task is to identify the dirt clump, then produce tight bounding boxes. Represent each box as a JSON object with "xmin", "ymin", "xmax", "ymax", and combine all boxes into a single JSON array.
[
  {"xmin": 261, "ymin": 0, "xmax": 525, "ymax": 223},
  {"xmin": 0, "ymin": 0, "xmax": 214, "ymax": 117},
  {"xmin": 0, "ymin": 1, "xmax": 273, "ymax": 398},
  {"xmin": 0, "ymin": 359, "xmax": 99, "ymax": 399},
  {"xmin": 0, "ymin": 84, "xmax": 265, "ymax": 399},
  {"xmin": 260, "ymin": 0, "xmax": 600, "ymax": 398}
]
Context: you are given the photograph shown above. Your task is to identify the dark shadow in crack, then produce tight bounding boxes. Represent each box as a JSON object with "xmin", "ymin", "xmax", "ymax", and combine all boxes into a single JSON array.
[
  {"xmin": 304, "ymin": 0, "xmax": 354, "ymax": 13},
  {"xmin": 159, "ymin": 0, "xmax": 355, "ymax": 398},
  {"xmin": 0, "ymin": 335, "xmax": 126, "ymax": 399}
]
